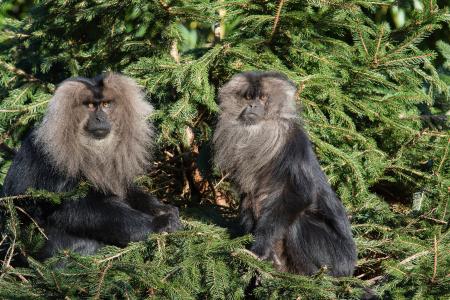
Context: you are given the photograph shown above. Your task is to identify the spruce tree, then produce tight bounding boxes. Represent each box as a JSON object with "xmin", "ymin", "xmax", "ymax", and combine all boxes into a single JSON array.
[{"xmin": 0, "ymin": 1, "xmax": 449, "ymax": 299}]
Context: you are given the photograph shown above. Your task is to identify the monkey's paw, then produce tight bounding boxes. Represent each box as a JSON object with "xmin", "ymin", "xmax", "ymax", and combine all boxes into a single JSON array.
[
  {"xmin": 153, "ymin": 207, "xmax": 182, "ymax": 233},
  {"xmin": 250, "ymin": 243, "xmax": 272, "ymax": 260}
]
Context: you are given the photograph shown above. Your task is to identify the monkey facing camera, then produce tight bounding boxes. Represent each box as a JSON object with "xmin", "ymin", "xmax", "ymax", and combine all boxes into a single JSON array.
[
  {"xmin": 213, "ymin": 72, "xmax": 356, "ymax": 276},
  {"xmin": 1, "ymin": 72, "xmax": 181, "ymax": 259}
]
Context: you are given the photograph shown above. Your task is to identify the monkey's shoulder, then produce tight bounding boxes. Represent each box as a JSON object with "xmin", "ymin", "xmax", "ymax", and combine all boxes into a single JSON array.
[
  {"xmin": 272, "ymin": 125, "xmax": 316, "ymax": 170},
  {"xmin": 3, "ymin": 132, "xmax": 78, "ymax": 196},
  {"xmin": 271, "ymin": 124, "xmax": 333, "ymax": 192}
]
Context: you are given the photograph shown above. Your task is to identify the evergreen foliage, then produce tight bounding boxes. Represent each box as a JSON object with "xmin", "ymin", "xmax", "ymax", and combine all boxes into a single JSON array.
[{"xmin": 0, "ymin": 0, "xmax": 449, "ymax": 298}]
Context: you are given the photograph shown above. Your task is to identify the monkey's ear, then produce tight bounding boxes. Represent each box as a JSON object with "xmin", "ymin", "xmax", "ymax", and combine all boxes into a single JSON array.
[
  {"xmin": 218, "ymin": 74, "xmax": 249, "ymax": 100},
  {"xmin": 267, "ymin": 76, "xmax": 297, "ymax": 101},
  {"xmin": 284, "ymin": 83, "xmax": 297, "ymax": 101}
]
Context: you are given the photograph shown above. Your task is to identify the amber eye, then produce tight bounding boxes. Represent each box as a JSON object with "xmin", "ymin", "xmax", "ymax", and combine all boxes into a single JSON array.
[
  {"xmin": 87, "ymin": 103, "xmax": 95, "ymax": 109},
  {"xmin": 101, "ymin": 101, "xmax": 111, "ymax": 108},
  {"xmin": 245, "ymin": 95, "xmax": 252, "ymax": 100},
  {"xmin": 260, "ymin": 95, "xmax": 268, "ymax": 101}
]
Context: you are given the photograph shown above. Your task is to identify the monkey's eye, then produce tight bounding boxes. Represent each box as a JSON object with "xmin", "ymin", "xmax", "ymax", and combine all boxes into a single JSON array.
[
  {"xmin": 101, "ymin": 101, "xmax": 111, "ymax": 108},
  {"xmin": 260, "ymin": 95, "xmax": 268, "ymax": 102},
  {"xmin": 245, "ymin": 95, "xmax": 252, "ymax": 100}
]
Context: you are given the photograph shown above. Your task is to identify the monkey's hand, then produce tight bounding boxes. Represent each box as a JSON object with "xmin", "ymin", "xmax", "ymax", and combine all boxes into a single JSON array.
[
  {"xmin": 152, "ymin": 205, "xmax": 182, "ymax": 233},
  {"xmin": 250, "ymin": 239, "xmax": 273, "ymax": 260}
]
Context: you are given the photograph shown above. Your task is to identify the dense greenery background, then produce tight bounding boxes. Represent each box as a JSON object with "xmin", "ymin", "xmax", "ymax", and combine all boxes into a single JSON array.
[{"xmin": 0, "ymin": 0, "xmax": 449, "ymax": 299}]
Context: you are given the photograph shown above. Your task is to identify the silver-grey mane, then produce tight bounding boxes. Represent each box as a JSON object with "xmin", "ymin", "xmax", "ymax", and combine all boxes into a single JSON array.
[
  {"xmin": 213, "ymin": 119, "xmax": 291, "ymax": 192},
  {"xmin": 34, "ymin": 73, "xmax": 154, "ymax": 197}
]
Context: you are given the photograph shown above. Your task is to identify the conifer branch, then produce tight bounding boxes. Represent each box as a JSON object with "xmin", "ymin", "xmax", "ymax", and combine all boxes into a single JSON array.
[
  {"xmin": 94, "ymin": 262, "xmax": 112, "ymax": 300},
  {"xmin": 0, "ymin": 195, "xmax": 31, "ymax": 202},
  {"xmin": 431, "ymin": 235, "xmax": 438, "ymax": 282},
  {"xmin": 15, "ymin": 206, "xmax": 48, "ymax": 240},
  {"xmin": 0, "ymin": 1, "xmax": 448, "ymax": 298},
  {"xmin": 0, "ymin": 100, "xmax": 50, "ymax": 113},
  {"xmin": 377, "ymin": 53, "xmax": 434, "ymax": 67},
  {"xmin": 373, "ymin": 26, "xmax": 384, "ymax": 66},
  {"xmin": 0, "ymin": 61, "xmax": 40, "ymax": 83},
  {"xmin": 158, "ymin": 0, "xmax": 172, "ymax": 13},
  {"xmin": 0, "ymin": 203, "xmax": 17, "ymax": 275},
  {"xmin": 95, "ymin": 246, "xmax": 139, "ymax": 264},
  {"xmin": 358, "ymin": 30, "xmax": 369, "ymax": 56},
  {"xmin": 437, "ymin": 138, "xmax": 449, "ymax": 175}
]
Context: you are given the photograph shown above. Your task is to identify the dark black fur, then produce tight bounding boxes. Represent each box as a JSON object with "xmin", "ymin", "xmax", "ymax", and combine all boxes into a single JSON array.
[
  {"xmin": 253, "ymin": 126, "xmax": 356, "ymax": 276},
  {"xmin": 214, "ymin": 72, "xmax": 357, "ymax": 276},
  {"xmin": 1, "ymin": 75, "xmax": 181, "ymax": 260},
  {"xmin": 2, "ymin": 132, "xmax": 180, "ymax": 260}
]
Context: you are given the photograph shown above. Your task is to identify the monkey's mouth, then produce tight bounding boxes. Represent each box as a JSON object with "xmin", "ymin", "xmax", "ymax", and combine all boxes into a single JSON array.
[
  {"xmin": 239, "ymin": 113, "xmax": 262, "ymax": 125},
  {"xmin": 84, "ymin": 128, "xmax": 111, "ymax": 140},
  {"xmin": 90, "ymin": 129, "xmax": 110, "ymax": 139}
]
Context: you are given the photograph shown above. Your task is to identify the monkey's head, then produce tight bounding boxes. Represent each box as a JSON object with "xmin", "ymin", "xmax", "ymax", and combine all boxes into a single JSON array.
[
  {"xmin": 69, "ymin": 75, "xmax": 113, "ymax": 140},
  {"xmin": 35, "ymin": 73, "xmax": 154, "ymax": 197},
  {"xmin": 214, "ymin": 72, "xmax": 299, "ymax": 192},
  {"xmin": 218, "ymin": 72, "xmax": 297, "ymax": 125}
]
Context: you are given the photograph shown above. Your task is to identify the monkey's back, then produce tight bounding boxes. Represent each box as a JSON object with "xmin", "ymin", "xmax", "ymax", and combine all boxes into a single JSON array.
[{"xmin": 271, "ymin": 124, "xmax": 356, "ymax": 275}]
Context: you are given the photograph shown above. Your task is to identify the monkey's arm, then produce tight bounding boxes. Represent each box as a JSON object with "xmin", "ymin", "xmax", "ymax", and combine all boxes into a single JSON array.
[
  {"xmin": 239, "ymin": 193, "xmax": 256, "ymax": 233},
  {"xmin": 125, "ymin": 186, "xmax": 182, "ymax": 231},
  {"xmin": 126, "ymin": 186, "xmax": 178, "ymax": 216},
  {"xmin": 46, "ymin": 192, "xmax": 175, "ymax": 246}
]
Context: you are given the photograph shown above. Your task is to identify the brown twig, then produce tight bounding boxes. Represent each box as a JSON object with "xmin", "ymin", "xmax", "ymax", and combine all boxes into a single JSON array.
[
  {"xmin": 432, "ymin": 235, "xmax": 438, "ymax": 282},
  {"xmin": 214, "ymin": 172, "xmax": 229, "ymax": 189},
  {"xmin": 437, "ymin": 138, "xmax": 449, "ymax": 176},
  {"xmin": 158, "ymin": 0, "xmax": 172, "ymax": 13},
  {"xmin": 399, "ymin": 250, "xmax": 430, "ymax": 265},
  {"xmin": 295, "ymin": 82, "xmax": 305, "ymax": 103},
  {"xmin": 373, "ymin": 26, "xmax": 384, "ymax": 66},
  {"xmin": 0, "ymin": 61, "xmax": 40, "ymax": 83},
  {"xmin": 358, "ymin": 30, "xmax": 369, "ymax": 56},
  {"xmin": 9, "ymin": 266, "xmax": 29, "ymax": 283},
  {"xmin": 366, "ymin": 275, "xmax": 384, "ymax": 286},
  {"xmin": 15, "ymin": 206, "xmax": 48, "ymax": 239},
  {"xmin": 0, "ymin": 235, "xmax": 7, "ymax": 248},
  {"xmin": 161, "ymin": 266, "xmax": 182, "ymax": 282},
  {"xmin": 365, "ymin": 250, "xmax": 431, "ymax": 286},
  {"xmin": 0, "ymin": 194, "xmax": 32, "ymax": 202},
  {"xmin": 0, "ymin": 202, "xmax": 17, "ymax": 277},
  {"xmin": 270, "ymin": 0, "xmax": 285, "ymax": 41},
  {"xmin": 170, "ymin": 40, "xmax": 180, "ymax": 64},
  {"xmin": 94, "ymin": 262, "xmax": 112, "ymax": 300},
  {"xmin": 95, "ymin": 247, "xmax": 136, "ymax": 264},
  {"xmin": 378, "ymin": 53, "xmax": 434, "ymax": 67},
  {"xmin": 420, "ymin": 215, "xmax": 448, "ymax": 225}
]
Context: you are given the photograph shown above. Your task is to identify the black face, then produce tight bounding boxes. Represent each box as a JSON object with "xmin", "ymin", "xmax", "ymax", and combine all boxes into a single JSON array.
[
  {"xmin": 239, "ymin": 93, "xmax": 268, "ymax": 124},
  {"xmin": 238, "ymin": 74, "xmax": 269, "ymax": 124},
  {"xmin": 84, "ymin": 101, "xmax": 112, "ymax": 139},
  {"xmin": 69, "ymin": 76, "xmax": 114, "ymax": 139}
]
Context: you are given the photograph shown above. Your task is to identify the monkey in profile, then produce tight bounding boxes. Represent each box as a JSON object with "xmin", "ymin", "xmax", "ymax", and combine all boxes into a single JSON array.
[
  {"xmin": 2, "ymin": 73, "xmax": 181, "ymax": 259},
  {"xmin": 213, "ymin": 72, "xmax": 356, "ymax": 276}
]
